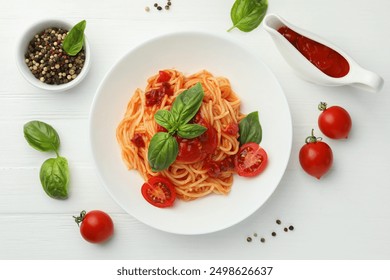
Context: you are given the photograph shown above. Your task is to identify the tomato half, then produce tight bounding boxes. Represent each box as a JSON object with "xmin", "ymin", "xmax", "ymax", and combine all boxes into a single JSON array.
[
  {"xmin": 74, "ymin": 210, "xmax": 114, "ymax": 244},
  {"xmin": 234, "ymin": 143, "xmax": 268, "ymax": 177},
  {"xmin": 299, "ymin": 130, "xmax": 333, "ymax": 179},
  {"xmin": 141, "ymin": 176, "xmax": 176, "ymax": 208},
  {"xmin": 318, "ymin": 102, "xmax": 352, "ymax": 139}
]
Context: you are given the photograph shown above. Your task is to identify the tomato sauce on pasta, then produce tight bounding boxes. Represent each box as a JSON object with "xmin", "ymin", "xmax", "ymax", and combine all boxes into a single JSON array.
[{"xmin": 116, "ymin": 70, "xmax": 245, "ymax": 201}]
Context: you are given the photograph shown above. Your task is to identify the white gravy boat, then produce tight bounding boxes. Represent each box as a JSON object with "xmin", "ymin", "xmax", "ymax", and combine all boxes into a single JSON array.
[{"xmin": 263, "ymin": 14, "xmax": 384, "ymax": 92}]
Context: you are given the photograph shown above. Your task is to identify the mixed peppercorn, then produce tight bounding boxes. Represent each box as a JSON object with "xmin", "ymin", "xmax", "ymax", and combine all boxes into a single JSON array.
[
  {"xmin": 146, "ymin": 1, "xmax": 172, "ymax": 12},
  {"xmin": 24, "ymin": 27, "xmax": 85, "ymax": 85},
  {"xmin": 246, "ymin": 219, "xmax": 295, "ymax": 243}
]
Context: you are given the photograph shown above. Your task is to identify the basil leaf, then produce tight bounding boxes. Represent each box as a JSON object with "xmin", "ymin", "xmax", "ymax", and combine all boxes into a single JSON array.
[
  {"xmin": 239, "ymin": 111, "xmax": 262, "ymax": 145},
  {"xmin": 228, "ymin": 0, "xmax": 268, "ymax": 32},
  {"xmin": 177, "ymin": 124, "xmax": 207, "ymax": 139},
  {"xmin": 40, "ymin": 156, "xmax": 69, "ymax": 199},
  {"xmin": 148, "ymin": 132, "xmax": 178, "ymax": 172},
  {"xmin": 23, "ymin": 120, "xmax": 60, "ymax": 153},
  {"xmin": 62, "ymin": 20, "xmax": 86, "ymax": 56},
  {"xmin": 171, "ymin": 83, "xmax": 204, "ymax": 125},
  {"xmin": 154, "ymin": 109, "xmax": 175, "ymax": 131}
]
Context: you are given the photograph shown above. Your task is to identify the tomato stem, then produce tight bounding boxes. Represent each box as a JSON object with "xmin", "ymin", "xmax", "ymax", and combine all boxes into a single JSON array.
[
  {"xmin": 318, "ymin": 102, "xmax": 328, "ymax": 112},
  {"xmin": 73, "ymin": 210, "xmax": 86, "ymax": 227},
  {"xmin": 305, "ymin": 129, "xmax": 322, "ymax": 144}
]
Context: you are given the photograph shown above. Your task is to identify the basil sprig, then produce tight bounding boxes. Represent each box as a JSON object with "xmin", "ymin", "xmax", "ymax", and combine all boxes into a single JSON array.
[
  {"xmin": 23, "ymin": 121, "xmax": 70, "ymax": 199},
  {"xmin": 148, "ymin": 83, "xmax": 206, "ymax": 172},
  {"xmin": 62, "ymin": 20, "xmax": 86, "ymax": 56},
  {"xmin": 228, "ymin": 0, "xmax": 268, "ymax": 32},
  {"xmin": 238, "ymin": 111, "xmax": 262, "ymax": 145}
]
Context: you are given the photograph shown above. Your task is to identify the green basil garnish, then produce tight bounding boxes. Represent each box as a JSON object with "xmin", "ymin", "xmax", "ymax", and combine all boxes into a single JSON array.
[
  {"xmin": 24, "ymin": 120, "xmax": 70, "ymax": 200},
  {"xmin": 148, "ymin": 83, "xmax": 207, "ymax": 172},
  {"xmin": 171, "ymin": 83, "xmax": 204, "ymax": 125},
  {"xmin": 177, "ymin": 124, "xmax": 207, "ymax": 139},
  {"xmin": 228, "ymin": 0, "xmax": 268, "ymax": 32},
  {"xmin": 62, "ymin": 20, "xmax": 86, "ymax": 56},
  {"xmin": 148, "ymin": 132, "xmax": 178, "ymax": 172},
  {"xmin": 239, "ymin": 111, "xmax": 262, "ymax": 145},
  {"xmin": 23, "ymin": 120, "xmax": 60, "ymax": 153},
  {"xmin": 154, "ymin": 109, "xmax": 176, "ymax": 132},
  {"xmin": 40, "ymin": 156, "xmax": 70, "ymax": 199}
]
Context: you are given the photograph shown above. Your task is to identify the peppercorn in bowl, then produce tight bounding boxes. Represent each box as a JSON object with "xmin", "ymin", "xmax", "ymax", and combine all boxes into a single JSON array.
[{"xmin": 16, "ymin": 19, "xmax": 91, "ymax": 92}]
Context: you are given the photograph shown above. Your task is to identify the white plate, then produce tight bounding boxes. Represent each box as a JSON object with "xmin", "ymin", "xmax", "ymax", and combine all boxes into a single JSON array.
[{"xmin": 90, "ymin": 31, "xmax": 292, "ymax": 235}]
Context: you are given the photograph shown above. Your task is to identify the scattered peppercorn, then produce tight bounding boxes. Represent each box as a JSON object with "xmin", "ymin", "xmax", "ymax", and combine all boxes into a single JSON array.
[
  {"xmin": 260, "ymin": 238, "xmax": 266, "ymax": 243},
  {"xmin": 271, "ymin": 232, "xmax": 277, "ymax": 237},
  {"xmin": 289, "ymin": 225, "xmax": 294, "ymax": 231},
  {"xmin": 154, "ymin": 3, "xmax": 158, "ymax": 7},
  {"xmin": 247, "ymin": 237, "xmax": 252, "ymax": 242},
  {"xmin": 157, "ymin": 6, "xmax": 162, "ymax": 10},
  {"xmin": 167, "ymin": 1, "xmax": 171, "ymax": 5},
  {"xmin": 165, "ymin": 5, "xmax": 169, "ymax": 10},
  {"xmin": 276, "ymin": 219, "xmax": 281, "ymax": 225},
  {"xmin": 24, "ymin": 27, "xmax": 85, "ymax": 85},
  {"xmin": 284, "ymin": 227, "xmax": 288, "ymax": 232},
  {"xmin": 253, "ymin": 233, "xmax": 258, "ymax": 237}
]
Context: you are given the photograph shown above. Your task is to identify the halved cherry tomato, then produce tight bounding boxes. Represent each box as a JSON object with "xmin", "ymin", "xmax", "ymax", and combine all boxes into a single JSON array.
[
  {"xmin": 156, "ymin": 70, "xmax": 171, "ymax": 83},
  {"xmin": 234, "ymin": 143, "xmax": 268, "ymax": 177},
  {"xmin": 141, "ymin": 176, "xmax": 176, "ymax": 208},
  {"xmin": 318, "ymin": 102, "xmax": 352, "ymax": 139}
]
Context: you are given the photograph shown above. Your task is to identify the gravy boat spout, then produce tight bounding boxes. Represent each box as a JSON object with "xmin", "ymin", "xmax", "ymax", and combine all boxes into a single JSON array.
[{"xmin": 263, "ymin": 14, "xmax": 384, "ymax": 92}]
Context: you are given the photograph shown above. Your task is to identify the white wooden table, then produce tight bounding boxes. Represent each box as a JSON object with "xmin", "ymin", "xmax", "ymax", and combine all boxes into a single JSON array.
[{"xmin": 1, "ymin": 0, "xmax": 389, "ymax": 259}]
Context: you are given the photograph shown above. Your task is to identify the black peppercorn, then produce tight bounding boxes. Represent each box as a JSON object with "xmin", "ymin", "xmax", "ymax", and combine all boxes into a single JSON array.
[
  {"xmin": 289, "ymin": 225, "xmax": 294, "ymax": 231},
  {"xmin": 284, "ymin": 227, "xmax": 288, "ymax": 232},
  {"xmin": 247, "ymin": 237, "xmax": 252, "ymax": 242},
  {"xmin": 276, "ymin": 219, "xmax": 281, "ymax": 225},
  {"xmin": 154, "ymin": 3, "xmax": 158, "ymax": 7},
  {"xmin": 271, "ymin": 232, "xmax": 276, "ymax": 237},
  {"xmin": 157, "ymin": 6, "xmax": 162, "ymax": 10},
  {"xmin": 260, "ymin": 238, "xmax": 265, "ymax": 243}
]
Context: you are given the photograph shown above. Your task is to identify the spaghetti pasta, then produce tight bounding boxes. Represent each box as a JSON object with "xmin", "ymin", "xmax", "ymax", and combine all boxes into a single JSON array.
[{"xmin": 116, "ymin": 69, "xmax": 244, "ymax": 201}]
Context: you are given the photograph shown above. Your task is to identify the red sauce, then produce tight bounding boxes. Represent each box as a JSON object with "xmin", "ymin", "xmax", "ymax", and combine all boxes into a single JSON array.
[
  {"xmin": 203, "ymin": 155, "xmax": 235, "ymax": 178},
  {"xmin": 131, "ymin": 133, "xmax": 145, "ymax": 148},
  {"xmin": 278, "ymin": 26, "xmax": 349, "ymax": 78},
  {"xmin": 145, "ymin": 71, "xmax": 174, "ymax": 107},
  {"xmin": 145, "ymin": 82, "xmax": 173, "ymax": 107}
]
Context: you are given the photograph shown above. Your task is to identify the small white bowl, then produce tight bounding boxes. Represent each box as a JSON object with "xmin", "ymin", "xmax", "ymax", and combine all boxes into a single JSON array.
[{"xmin": 16, "ymin": 19, "xmax": 91, "ymax": 92}]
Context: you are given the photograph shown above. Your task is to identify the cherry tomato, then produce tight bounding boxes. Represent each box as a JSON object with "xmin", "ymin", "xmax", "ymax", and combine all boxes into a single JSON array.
[
  {"xmin": 156, "ymin": 70, "xmax": 171, "ymax": 83},
  {"xmin": 74, "ymin": 210, "xmax": 114, "ymax": 244},
  {"xmin": 299, "ymin": 130, "xmax": 333, "ymax": 179},
  {"xmin": 234, "ymin": 142, "xmax": 268, "ymax": 177},
  {"xmin": 318, "ymin": 102, "xmax": 352, "ymax": 139},
  {"xmin": 141, "ymin": 176, "xmax": 176, "ymax": 208}
]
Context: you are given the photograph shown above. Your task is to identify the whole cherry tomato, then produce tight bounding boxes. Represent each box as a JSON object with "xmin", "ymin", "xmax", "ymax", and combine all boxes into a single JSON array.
[
  {"xmin": 74, "ymin": 210, "xmax": 114, "ymax": 243},
  {"xmin": 318, "ymin": 102, "xmax": 352, "ymax": 139},
  {"xmin": 299, "ymin": 130, "xmax": 333, "ymax": 179}
]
